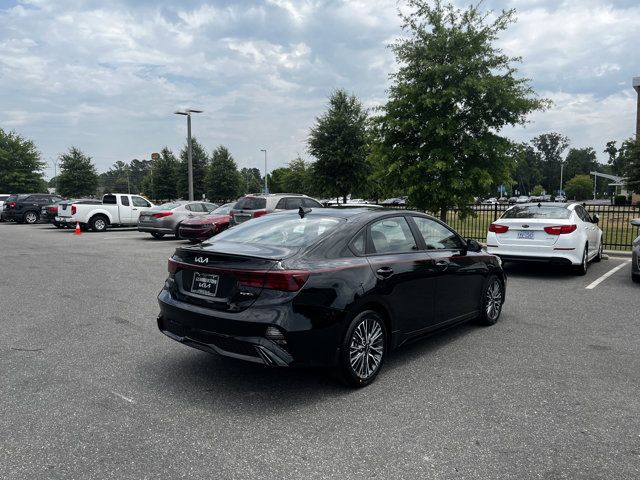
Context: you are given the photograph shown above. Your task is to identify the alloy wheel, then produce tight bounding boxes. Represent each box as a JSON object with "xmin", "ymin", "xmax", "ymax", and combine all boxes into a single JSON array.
[
  {"xmin": 25, "ymin": 212, "xmax": 37, "ymax": 224},
  {"xmin": 485, "ymin": 280, "xmax": 503, "ymax": 321},
  {"xmin": 349, "ymin": 318, "xmax": 384, "ymax": 380}
]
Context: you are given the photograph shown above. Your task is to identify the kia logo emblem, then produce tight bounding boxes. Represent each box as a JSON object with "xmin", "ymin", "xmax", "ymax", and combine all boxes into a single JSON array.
[{"xmin": 194, "ymin": 256, "xmax": 208, "ymax": 264}]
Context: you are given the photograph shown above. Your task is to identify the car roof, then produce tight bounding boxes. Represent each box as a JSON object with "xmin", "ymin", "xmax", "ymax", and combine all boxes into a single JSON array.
[{"xmin": 511, "ymin": 203, "xmax": 572, "ymax": 208}]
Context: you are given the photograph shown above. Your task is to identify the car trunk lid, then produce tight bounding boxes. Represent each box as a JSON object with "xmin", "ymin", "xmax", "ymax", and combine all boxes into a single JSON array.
[{"xmin": 492, "ymin": 218, "xmax": 571, "ymax": 246}]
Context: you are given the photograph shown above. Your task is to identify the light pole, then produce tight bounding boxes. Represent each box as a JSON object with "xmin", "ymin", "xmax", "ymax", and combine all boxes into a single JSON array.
[
  {"xmin": 559, "ymin": 162, "xmax": 564, "ymax": 199},
  {"xmin": 174, "ymin": 109, "xmax": 203, "ymax": 201},
  {"xmin": 260, "ymin": 149, "xmax": 268, "ymax": 193}
]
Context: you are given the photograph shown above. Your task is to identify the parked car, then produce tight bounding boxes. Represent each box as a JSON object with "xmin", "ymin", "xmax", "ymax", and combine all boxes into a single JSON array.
[
  {"xmin": 482, "ymin": 197, "xmax": 499, "ymax": 205},
  {"xmin": 631, "ymin": 218, "xmax": 640, "ymax": 283},
  {"xmin": 229, "ymin": 193, "xmax": 323, "ymax": 226},
  {"xmin": 515, "ymin": 196, "xmax": 530, "ymax": 204},
  {"xmin": 0, "ymin": 194, "xmax": 10, "ymax": 221},
  {"xmin": 42, "ymin": 198, "xmax": 101, "ymax": 227},
  {"xmin": 138, "ymin": 201, "xmax": 219, "ymax": 239},
  {"xmin": 1, "ymin": 193, "xmax": 64, "ymax": 224},
  {"xmin": 178, "ymin": 202, "xmax": 235, "ymax": 243},
  {"xmin": 380, "ymin": 197, "xmax": 407, "ymax": 206},
  {"xmin": 57, "ymin": 193, "xmax": 153, "ymax": 231},
  {"xmin": 486, "ymin": 203, "xmax": 603, "ymax": 275},
  {"xmin": 157, "ymin": 208, "xmax": 506, "ymax": 387},
  {"xmin": 554, "ymin": 195, "xmax": 567, "ymax": 202},
  {"xmin": 507, "ymin": 197, "xmax": 518, "ymax": 204}
]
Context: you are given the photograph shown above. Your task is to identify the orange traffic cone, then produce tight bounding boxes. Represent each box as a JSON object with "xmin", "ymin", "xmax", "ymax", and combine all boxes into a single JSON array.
[{"xmin": 74, "ymin": 222, "xmax": 81, "ymax": 235}]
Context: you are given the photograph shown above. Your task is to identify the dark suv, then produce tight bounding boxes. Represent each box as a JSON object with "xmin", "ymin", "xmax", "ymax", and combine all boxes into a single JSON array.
[
  {"xmin": 229, "ymin": 193, "xmax": 323, "ymax": 226},
  {"xmin": 2, "ymin": 193, "xmax": 64, "ymax": 224}
]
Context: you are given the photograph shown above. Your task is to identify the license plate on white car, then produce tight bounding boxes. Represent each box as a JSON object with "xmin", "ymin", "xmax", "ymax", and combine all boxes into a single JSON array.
[
  {"xmin": 190, "ymin": 272, "xmax": 220, "ymax": 297},
  {"xmin": 517, "ymin": 231, "xmax": 535, "ymax": 240}
]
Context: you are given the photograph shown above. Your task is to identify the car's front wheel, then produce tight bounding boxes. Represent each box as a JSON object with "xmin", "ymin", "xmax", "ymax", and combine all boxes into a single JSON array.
[
  {"xmin": 24, "ymin": 211, "xmax": 39, "ymax": 224},
  {"xmin": 338, "ymin": 310, "xmax": 387, "ymax": 388},
  {"xmin": 478, "ymin": 276, "xmax": 504, "ymax": 326}
]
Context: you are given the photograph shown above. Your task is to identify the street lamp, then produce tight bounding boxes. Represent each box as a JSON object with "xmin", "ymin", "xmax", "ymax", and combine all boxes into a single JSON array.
[
  {"xmin": 174, "ymin": 108, "xmax": 203, "ymax": 201},
  {"xmin": 260, "ymin": 149, "xmax": 268, "ymax": 193},
  {"xmin": 559, "ymin": 161, "xmax": 564, "ymax": 199}
]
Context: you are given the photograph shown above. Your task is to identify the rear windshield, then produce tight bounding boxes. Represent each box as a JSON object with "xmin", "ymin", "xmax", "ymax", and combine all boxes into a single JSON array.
[
  {"xmin": 214, "ymin": 214, "xmax": 342, "ymax": 247},
  {"xmin": 502, "ymin": 206, "xmax": 572, "ymax": 219},
  {"xmin": 152, "ymin": 203, "xmax": 180, "ymax": 210},
  {"xmin": 234, "ymin": 196, "xmax": 267, "ymax": 210},
  {"xmin": 6, "ymin": 195, "xmax": 18, "ymax": 202},
  {"xmin": 213, "ymin": 203, "xmax": 235, "ymax": 215}
]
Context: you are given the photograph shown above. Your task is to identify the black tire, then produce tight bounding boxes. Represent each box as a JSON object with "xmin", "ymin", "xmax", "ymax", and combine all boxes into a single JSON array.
[
  {"xmin": 632, "ymin": 273, "xmax": 640, "ymax": 284},
  {"xmin": 477, "ymin": 275, "xmax": 504, "ymax": 326},
  {"xmin": 89, "ymin": 215, "xmax": 108, "ymax": 232},
  {"xmin": 338, "ymin": 310, "xmax": 387, "ymax": 388},
  {"xmin": 593, "ymin": 240, "xmax": 603, "ymax": 262},
  {"xmin": 24, "ymin": 211, "xmax": 39, "ymax": 224},
  {"xmin": 188, "ymin": 239, "xmax": 199, "ymax": 244},
  {"xmin": 574, "ymin": 244, "xmax": 588, "ymax": 276},
  {"xmin": 53, "ymin": 222, "xmax": 64, "ymax": 229},
  {"xmin": 151, "ymin": 232, "xmax": 165, "ymax": 239}
]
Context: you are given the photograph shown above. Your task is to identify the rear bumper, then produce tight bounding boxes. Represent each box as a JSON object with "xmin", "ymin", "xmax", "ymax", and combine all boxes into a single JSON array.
[
  {"xmin": 487, "ymin": 244, "xmax": 581, "ymax": 265},
  {"xmin": 178, "ymin": 226, "xmax": 215, "ymax": 241},
  {"xmin": 138, "ymin": 226, "xmax": 175, "ymax": 234},
  {"xmin": 157, "ymin": 289, "xmax": 344, "ymax": 367}
]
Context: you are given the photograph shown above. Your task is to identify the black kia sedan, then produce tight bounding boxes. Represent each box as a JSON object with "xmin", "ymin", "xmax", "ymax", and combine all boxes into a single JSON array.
[{"xmin": 157, "ymin": 208, "xmax": 506, "ymax": 387}]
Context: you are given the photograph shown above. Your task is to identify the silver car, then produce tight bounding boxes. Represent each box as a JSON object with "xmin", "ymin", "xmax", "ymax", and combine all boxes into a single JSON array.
[
  {"xmin": 631, "ymin": 218, "xmax": 640, "ymax": 283},
  {"xmin": 137, "ymin": 201, "xmax": 218, "ymax": 239}
]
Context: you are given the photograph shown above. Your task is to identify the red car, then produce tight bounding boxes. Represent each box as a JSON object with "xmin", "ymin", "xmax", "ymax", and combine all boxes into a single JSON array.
[{"xmin": 178, "ymin": 202, "xmax": 235, "ymax": 243}]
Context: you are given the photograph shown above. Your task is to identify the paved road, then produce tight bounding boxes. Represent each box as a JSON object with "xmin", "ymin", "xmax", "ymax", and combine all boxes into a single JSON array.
[{"xmin": 1, "ymin": 223, "xmax": 639, "ymax": 479}]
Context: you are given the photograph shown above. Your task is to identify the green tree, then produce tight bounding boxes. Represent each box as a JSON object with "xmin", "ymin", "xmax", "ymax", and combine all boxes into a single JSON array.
[
  {"xmin": 0, "ymin": 129, "xmax": 47, "ymax": 192},
  {"xmin": 177, "ymin": 138, "xmax": 209, "ymax": 200},
  {"xmin": 564, "ymin": 147, "xmax": 597, "ymax": 180},
  {"xmin": 531, "ymin": 133, "xmax": 570, "ymax": 194},
  {"xmin": 56, "ymin": 147, "xmax": 99, "ymax": 197},
  {"xmin": 308, "ymin": 89, "xmax": 369, "ymax": 203},
  {"xmin": 267, "ymin": 168, "xmax": 289, "ymax": 193},
  {"xmin": 622, "ymin": 139, "xmax": 640, "ymax": 193},
  {"xmin": 240, "ymin": 167, "xmax": 263, "ymax": 194},
  {"xmin": 282, "ymin": 157, "xmax": 312, "ymax": 194},
  {"xmin": 375, "ymin": 0, "xmax": 547, "ymax": 219},
  {"xmin": 564, "ymin": 174, "xmax": 593, "ymax": 200},
  {"xmin": 148, "ymin": 147, "xmax": 179, "ymax": 201},
  {"xmin": 128, "ymin": 158, "xmax": 152, "ymax": 194},
  {"xmin": 513, "ymin": 144, "xmax": 542, "ymax": 195},
  {"xmin": 531, "ymin": 184, "xmax": 545, "ymax": 196},
  {"xmin": 205, "ymin": 145, "xmax": 241, "ymax": 202}
]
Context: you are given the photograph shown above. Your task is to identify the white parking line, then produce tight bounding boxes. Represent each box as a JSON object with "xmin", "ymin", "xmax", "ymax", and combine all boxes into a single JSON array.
[
  {"xmin": 112, "ymin": 391, "xmax": 136, "ymax": 404},
  {"xmin": 585, "ymin": 260, "xmax": 631, "ymax": 290}
]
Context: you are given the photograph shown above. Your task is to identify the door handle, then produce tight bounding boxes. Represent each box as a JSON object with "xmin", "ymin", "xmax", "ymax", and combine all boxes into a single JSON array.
[
  {"xmin": 376, "ymin": 267, "xmax": 393, "ymax": 278},
  {"xmin": 132, "ymin": 208, "xmax": 138, "ymax": 210}
]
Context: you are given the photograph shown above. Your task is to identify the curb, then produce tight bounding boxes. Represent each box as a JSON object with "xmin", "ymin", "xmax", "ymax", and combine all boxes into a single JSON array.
[{"xmin": 604, "ymin": 250, "xmax": 632, "ymax": 258}]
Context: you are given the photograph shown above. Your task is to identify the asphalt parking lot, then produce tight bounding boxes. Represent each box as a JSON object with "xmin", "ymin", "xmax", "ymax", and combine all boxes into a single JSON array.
[{"xmin": 1, "ymin": 223, "xmax": 639, "ymax": 480}]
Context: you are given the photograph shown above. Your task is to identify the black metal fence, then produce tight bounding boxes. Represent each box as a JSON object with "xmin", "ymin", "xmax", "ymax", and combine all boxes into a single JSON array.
[{"xmin": 386, "ymin": 203, "xmax": 640, "ymax": 251}]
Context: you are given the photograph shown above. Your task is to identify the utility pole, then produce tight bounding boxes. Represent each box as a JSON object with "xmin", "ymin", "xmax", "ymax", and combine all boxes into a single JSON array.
[
  {"xmin": 260, "ymin": 149, "xmax": 268, "ymax": 193},
  {"xmin": 174, "ymin": 109, "xmax": 203, "ymax": 201}
]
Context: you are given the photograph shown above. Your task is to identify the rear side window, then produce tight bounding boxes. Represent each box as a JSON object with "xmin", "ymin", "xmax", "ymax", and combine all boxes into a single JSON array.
[
  {"xmin": 502, "ymin": 206, "xmax": 571, "ymax": 219},
  {"xmin": 132, "ymin": 196, "xmax": 150, "ymax": 208},
  {"xmin": 186, "ymin": 203, "xmax": 205, "ymax": 212},
  {"xmin": 302, "ymin": 198, "xmax": 322, "ymax": 208},
  {"xmin": 284, "ymin": 197, "xmax": 304, "ymax": 209},
  {"xmin": 103, "ymin": 195, "xmax": 117, "ymax": 204},
  {"xmin": 350, "ymin": 229, "xmax": 366, "ymax": 255},
  {"xmin": 120, "ymin": 196, "xmax": 130, "ymax": 206},
  {"xmin": 24, "ymin": 195, "xmax": 35, "ymax": 202},
  {"xmin": 153, "ymin": 203, "xmax": 180, "ymax": 210},
  {"xmin": 234, "ymin": 197, "xmax": 267, "ymax": 210},
  {"xmin": 369, "ymin": 217, "xmax": 417, "ymax": 254},
  {"xmin": 412, "ymin": 216, "xmax": 463, "ymax": 250}
]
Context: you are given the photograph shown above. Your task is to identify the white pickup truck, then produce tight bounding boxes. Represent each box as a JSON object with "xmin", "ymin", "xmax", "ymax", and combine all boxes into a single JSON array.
[{"xmin": 57, "ymin": 193, "xmax": 154, "ymax": 232}]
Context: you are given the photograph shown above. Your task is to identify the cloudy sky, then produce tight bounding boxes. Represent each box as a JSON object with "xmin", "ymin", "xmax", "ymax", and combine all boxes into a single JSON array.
[{"xmin": 1, "ymin": 0, "xmax": 639, "ymax": 178}]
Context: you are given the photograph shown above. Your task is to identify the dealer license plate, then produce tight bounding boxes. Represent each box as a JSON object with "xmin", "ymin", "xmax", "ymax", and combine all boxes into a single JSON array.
[
  {"xmin": 517, "ymin": 231, "xmax": 535, "ymax": 240},
  {"xmin": 190, "ymin": 272, "xmax": 219, "ymax": 297}
]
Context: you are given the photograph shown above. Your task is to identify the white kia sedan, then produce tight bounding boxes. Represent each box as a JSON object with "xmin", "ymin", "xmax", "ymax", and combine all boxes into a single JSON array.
[{"xmin": 486, "ymin": 203, "xmax": 603, "ymax": 275}]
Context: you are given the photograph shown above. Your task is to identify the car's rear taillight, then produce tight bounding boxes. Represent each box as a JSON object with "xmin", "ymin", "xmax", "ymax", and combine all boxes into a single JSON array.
[
  {"xmin": 7, "ymin": 201, "xmax": 16, "ymax": 208},
  {"xmin": 47, "ymin": 207, "xmax": 57, "ymax": 213},
  {"xmin": 253, "ymin": 210, "xmax": 268, "ymax": 218},
  {"xmin": 152, "ymin": 211, "xmax": 173, "ymax": 218},
  {"xmin": 489, "ymin": 223, "xmax": 509, "ymax": 233},
  {"xmin": 168, "ymin": 258, "xmax": 179, "ymax": 273},
  {"xmin": 71, "ymin": 205, "xmax": 76, "ymax": 215},
  {"xmin": 544, "ymin": 224, "xmax": 577, "ymax": 235},
  {"xmin": 237, "ymin": 270, "xmax": 309, "ymax": 292}
]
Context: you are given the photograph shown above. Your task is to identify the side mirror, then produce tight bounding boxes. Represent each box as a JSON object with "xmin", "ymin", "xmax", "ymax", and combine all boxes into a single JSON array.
[
  {"xmin": 592, "ymin": 214, "xmax": 600, "ymax": 224},
  {"xmin": 466, "ymin": 239, "xmax": 483, "ymax": 252}
]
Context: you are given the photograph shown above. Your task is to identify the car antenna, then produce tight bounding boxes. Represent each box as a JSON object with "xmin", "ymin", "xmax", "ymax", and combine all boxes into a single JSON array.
[{"xmin": 298, "ymin": 206, "xmax": 311, "ymax": 218}]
